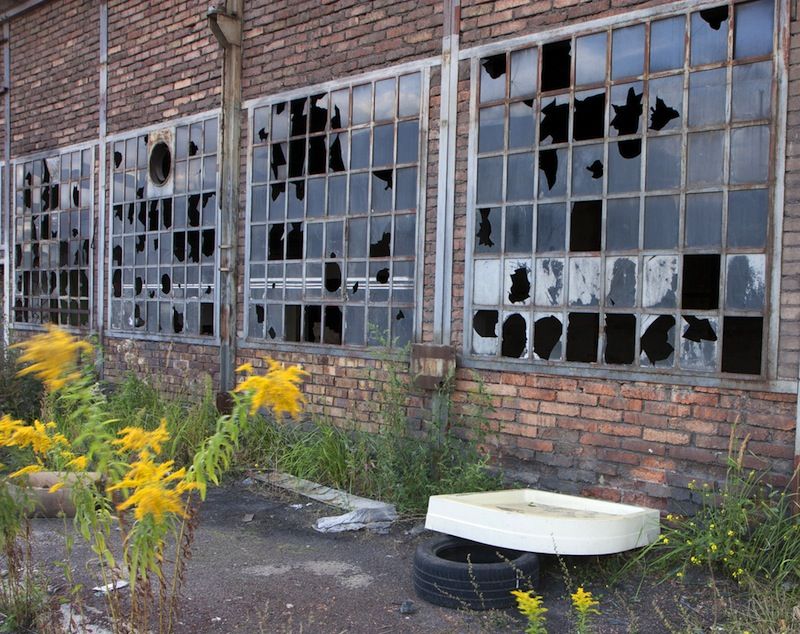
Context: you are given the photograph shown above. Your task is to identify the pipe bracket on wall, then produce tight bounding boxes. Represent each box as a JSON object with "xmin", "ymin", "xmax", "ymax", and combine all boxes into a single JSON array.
[{"xmin": 207, "ymin": 7, "xmax": 241, "ymax": 49}]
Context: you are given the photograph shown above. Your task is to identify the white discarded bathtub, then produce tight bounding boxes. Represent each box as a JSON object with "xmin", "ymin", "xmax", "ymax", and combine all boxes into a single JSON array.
[{"xmin": 425, "ymin": 489, "xmax": 660, "ymax": 555}]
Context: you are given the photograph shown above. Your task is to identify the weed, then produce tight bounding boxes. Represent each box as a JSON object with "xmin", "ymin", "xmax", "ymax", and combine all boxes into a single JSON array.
[{"xmin": 512, "ymin": 589, "xmax": 548, "ymax": 634}]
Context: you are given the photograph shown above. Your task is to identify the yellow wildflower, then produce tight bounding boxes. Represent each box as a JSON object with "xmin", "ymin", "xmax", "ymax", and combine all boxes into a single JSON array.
[
  {"xmin": 6, "ymin": 420, "xmax": 53, "ymax": 455},
  {"xmin": 8, "ymin": 464, "xmax": 43, "ymax": 479},
  {"xmin": 235, "ymin": 362, "xmax": 254, "ymax": 373},
  {"xmin": 511, "ymin": 589, "xmax": 547, "ymax": 617},
  {"xmin": 691, "ymin": 556, "xmax": 701, "ymax": 565},
  {"xmin": 13, "ymin": 324, "xmax": 92, "ymax": 391},
  {"xmin": 710, "ymin": 543, "xmax": 718, "ymax": 552},
  {"xmin": 233, "ymin": 359, "xmax": 308, "ymax": 417},
  {"xmin": 571, "ymin": 587, "xmax": 600, "ymax": 615},
  {"xmin": 676, "ymin": 571, "xmax": 684, "ymax": 578},
  {"xmin": 48, "ymin": 482, "xmax": 65, "ymax": 493},
  {"xmin": 660, "ymin": 536, "xmax": 669, "ymax": 544},
  {"xmin": 113, "ymin": 419, "xmax": 169, "ymax": 455},
  {"xmin": 66, "ymin": 455, "xmax": 88, "ymax": 471},
  {"xmin": 727, "ymin": 530, "xmax": 735, "ymax": 537}
]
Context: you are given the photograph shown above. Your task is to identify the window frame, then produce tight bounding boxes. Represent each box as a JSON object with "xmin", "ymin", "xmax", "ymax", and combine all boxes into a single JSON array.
[
  {"xmin": 11, "ymin": 142, "xmax": 96, "ymax": 332},
  {"xmin": 460, "ymin": 0, "xmax": 788, "ymax": 386},
  {"xmin": 241, "ymin": 60, "xmax": 434, "ymax": 353}
]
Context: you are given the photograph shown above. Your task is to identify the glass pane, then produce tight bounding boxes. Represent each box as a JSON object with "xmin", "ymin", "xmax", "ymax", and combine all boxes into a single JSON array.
[
  {"xmin": 734, "ymin": 0, "xmax": 774, "ymax": 60},
  {"xmin": 571, "ymin": 144, "xmax": 604, "ymax": 196},
  {"xmin": 474, "ymin": 259, "xmax": 500, "ymax": 305},
  {"xmin": 679, "ymin": 315, "xmax": 718, "ymax": 371},
  {"xmin": 509, "ymin": 101, "xmax": 535, "ymax": 149},
  {"xmin": 536, "ymin": 203, "xmax": 566, "ymax": 252},
  {"xmin": 399, "ymin": 73, "xmax": 421, "ymax": 117},
  {"xmin": 685, "ymin": 192, "xmax": 722, "ymax": 247},
  {"xmin": 479, "ymin": 106, "xmax": 505, "ymax": 153},
  {"xmin": 506, "ymin": 152, "xmax": 535, "ymax": 201},
  {"xmin": 397, "ymin": 121, "xmax": 419, "ymax": 164},
  {"xmin": 726, "ymin": 254, "xmax": 766, "ymax": 310},
  {"xmin": 612, "ymin": 25, "xmax": 645, "ymax": 79},
  {"xmin": 606, "ymin": 257, "xmax": 637, "ymax": 308},
  {"xmin": 650, "ymin": 16, "xmax": 685, "ymax": 72},
  {"xmin": 505, "ymin": 205, "xmax": 533, "ymax": 253},
  {"xmin": 691, "ymin": 7, "xmax": 729, "ymax": 66},
  {"xmin": 538, "ymin": 148, "xmax": 567, "ymax": 198},
  {"xmin": 374, "ymin": 78, "xmax": 396, "ymax": 121},
  {"xmin": 350, "ymin": 129, "xmax": 370, "ymax": 170},
  {"xmin": 540, "ymin": 95, "xmax": 570, "ymax": 145},
  {"xmin": 477, "ymin": 157, "xmax": 503, "ymax": 204},
  {"xmin": 687, "ymin": 131, "xmax": 724, "ymax": 187},
  {"xmin": 352, "ymin": 83, "xmax": 372, "ymax": 125},
  {"xmin": 475, "ymin": 207, "xmax": 501, "ymax": 254},
  {"xmin": 646, "ymin": 135, "xmax": 681, "ymax": 190},
  {"xmin": 730, "ymin": 125, "xmax": 769, "ymax": 184},
  {"xmin": 534, "ymin": 258, "xmax": 564, "ymax": 306},
  {"xmin": 640, "ymin": 314, "xmax": 676, "ymax": 367},
  {"xmin": 732, "ymin": 61, "xmax": 772, "ymax": 121},
  {"xmin": 510, "ymin": 47, "xmax": 538, "ymax": 98},
  {"xmin": 609, "ymin": 83, "xmax": 643, "ymax": 138},
  {"xmin": 642, "ymin": 255, "xmax": 678, "ymax": 308},
  {"xmin": 606, "ymin": 198, "xmax": 639, "ymax": 251},
  {"xmin": 372, "ymin": 124, "xmax": 394, "ymax": 167},
  {"xmin": 504, "ymin": 258, "xmax": 531, "ymax": 306},
  {"xmin": 648, "ymin": 74, "xmax": 683, "ymax": 132},
  {"xmin": 608, "ymin": 142, "xmax": 640, "ymax": 194},
  {"xmin": 644, "ymin": 195, "xmax": 679, "ymax": 250},
  {"xmin": 688, "ymin": 68, "xmax": 727, "ymax": 127},
  {"xmin": 727, "ymin": 189, "xmax": 768, "ymax": 248},
  {"xmin": 480, "ymin": 54, "xmax": 506, "ymax": 103},
  {"xmin": 575, "ymin": 33, "xmax": 606, "ymax": 86},
  {"xmin": 568, "ymin": 257, "xmax": 601, "ymax": 306}
]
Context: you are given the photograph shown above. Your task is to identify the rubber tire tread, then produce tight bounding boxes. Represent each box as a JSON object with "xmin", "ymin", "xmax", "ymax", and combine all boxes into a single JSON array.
[{"xmin": 412, "ymin": 535, "xmax": 539, "ymax": 611}]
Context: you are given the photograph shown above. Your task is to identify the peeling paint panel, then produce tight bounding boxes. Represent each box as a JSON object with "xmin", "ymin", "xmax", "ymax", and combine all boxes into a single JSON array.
[
  {"xmin": 568, "ymin": 257, "xmax": 601, "ymax": 307},
  {"xmin": 504, "ymin": 259, "xmax": 532, "ymax": 305},
  {"xmin": 606, "ymin": 257, "xmax": 637, "ymax": 308},
  {"xmin": 679, "ymin": 315, "xmax": 718, "ymax": 371},
  {"xmin": 472, "ymin": 310, "xmax": 499, "ymax": 355},
  {"xmin": 725, "ymin": 254, "xmax": 766, "ymax": 310},
  {"xmin": 534, "ymin": 258, "xmax": 565, "ymax": 306},
  {"xmin": 473, "ymin": 259, "xmax": 501, "ymax": 305},
  {"xmin": 642, "ymin": 255, "xmax": 678, "ymax": 308}
]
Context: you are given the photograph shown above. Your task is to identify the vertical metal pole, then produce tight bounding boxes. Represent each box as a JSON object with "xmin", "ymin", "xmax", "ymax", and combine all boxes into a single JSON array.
[
  {"xmin": 97, "ymin": 1, "xmax": 107, "ymax": 354},
  {"xmin": 3, "ymin": 22, "xmax": 10, "ymax": 341},
  {"xmin": 210, "ymin": 0, "xmax": 243, "ymax": 393}
]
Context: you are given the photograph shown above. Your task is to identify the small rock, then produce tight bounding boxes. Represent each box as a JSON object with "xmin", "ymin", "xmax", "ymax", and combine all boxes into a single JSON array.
[
  {"xmin": 211, "ymin": 617, "xmax": 221, "ymax": 623},
  {"xmin": 241, "ymin": 477, "xmax": 254, "ymax": 486},
  {"xmin": 399, "ymin": 600, "xmax": 417, "ymax": 615},
  {"xmin": 405, "ymin": 523, "xmax": 426, "ymax": 537},
  {"xmin": 286, "ymin": 603, "xmax": 294, "ymax": 609},
  {"xmin": 241, "ymin": 513, "xmax": 254, "ymax": 523}
]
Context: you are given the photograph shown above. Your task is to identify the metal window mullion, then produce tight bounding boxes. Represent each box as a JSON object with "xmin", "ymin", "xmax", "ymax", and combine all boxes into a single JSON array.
[
  {"xmin": 243, "ymin": 105, "xmax": 256, "ymax": 338},
  {"xmin": 464, "ymin": 57, "xmax": 480, "ymax": 358},
  {"xmin": 412, "ymin": 64, "xmax": 431, "ymax": 345}
]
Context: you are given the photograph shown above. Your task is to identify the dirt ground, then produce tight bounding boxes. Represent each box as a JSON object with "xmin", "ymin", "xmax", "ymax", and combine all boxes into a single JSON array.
[{"xmin": 27, "ymin": 480, "xmax": 733, "ymax": 633}]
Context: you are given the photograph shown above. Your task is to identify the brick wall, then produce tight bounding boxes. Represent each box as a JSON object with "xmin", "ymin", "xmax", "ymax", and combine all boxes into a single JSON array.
[{"xmin": 10, "ymin": 0, "xmax": 99, "ymax": 156}]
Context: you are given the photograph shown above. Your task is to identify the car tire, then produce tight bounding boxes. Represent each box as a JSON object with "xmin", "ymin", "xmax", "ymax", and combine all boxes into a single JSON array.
[{"xmin": 412, "ymin": 535, "xmax": 539, "ymax": 610}]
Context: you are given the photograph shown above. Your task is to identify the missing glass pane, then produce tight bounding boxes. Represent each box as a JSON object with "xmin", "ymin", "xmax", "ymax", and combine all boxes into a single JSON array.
[
  {"xmin": 566, "ymin": 312, "xmax": 599, "ymax": 362},
  {"xmin": 573, "ymin": 91, "xmax": 605, "ymax": 141},
  {"xmin": 570, "ymin": 201, "xmax": 602, "ymax": 252},
  {"xmin": 604, "ymin": 314, "xmax": 636, "ymax": 364},
  {"xmin": 640, "ymin": 314, "xmax": 675, "ymax": 366},
  {"xmin": 680, "ymin": 315, "xmax": 718, "ymax": 372},
  {"xmin": 505, "ymin": 259, "xmax": 531, "ymax": 305},
  {"xmin": 682, "ymin": 254, "xmax": 720, "ymax": 310},
  {"xmin": 480, "ymin": 54, "xmax": 507, "ymax": 103},
  {"xmin": 541, "ymin": 40, "xmax": 571, "ymax": 92},
  {"xmin": 502, "ymin": 313, "xmax": 528, "ymax": 358},
  {"xmin": 721, "ymin": 316, "xmax": 762, "ymax": 374}
]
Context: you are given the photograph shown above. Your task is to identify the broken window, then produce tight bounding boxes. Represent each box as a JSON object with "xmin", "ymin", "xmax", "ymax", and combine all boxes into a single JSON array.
[
  {"xmin": 14, "ymin": 149, "xmax": 92, "ymax": 327},
  {"xmin": 110, "ymin": 117, "xmax": 218, "ymax": 335},
  {"xmin": 247, "ymin": 72, "xmax": 423, "ymax": 347},
  {"xmin": 469, "ymin": 1, "xmax": 775, "ymax": 376}
]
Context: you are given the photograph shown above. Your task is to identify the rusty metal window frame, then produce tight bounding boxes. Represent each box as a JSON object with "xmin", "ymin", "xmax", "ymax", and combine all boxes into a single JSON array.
[
  {"xmin": 243, "ymin": 63, "xmax": 431, "ymax": 349},
  {"xmin": 108, "ymin": 114, "xmax": 220, "ymax": 339},
  {"xmin": 11, "ymin": 144, "xmax": 95, "ymax": 330},
  {"xmin": 462, "ymin": 0, "xmax": 782, "ymax": 381}
]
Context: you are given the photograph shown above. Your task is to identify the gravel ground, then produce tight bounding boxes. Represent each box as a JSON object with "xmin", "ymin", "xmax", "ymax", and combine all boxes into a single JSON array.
[{"xmin": 24, "ymin": 480, "xmax": 733, "ymax": 633}]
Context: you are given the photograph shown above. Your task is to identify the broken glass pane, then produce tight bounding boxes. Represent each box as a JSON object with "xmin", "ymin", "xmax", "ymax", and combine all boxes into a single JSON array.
[
  {"xmin": 307, "ymin": 136, "xmax": 327, "ymax": 175},
  {"xmin": 536, "ymin": 203, "xmax": 565, "ymax": 252},
  {"xmin": 510, "ymin": 47, "xmax": 537, "ymax": 98},
  {"xmin": 509, "ymin": 101, "xmax": 535, "ymax": 150},
  {"xmin": 691, "ymin": 7, "xmax": 729, "ymax": 66},
  {"xmin": 645, "ymin": 134, "xmax": 680, "ymax": 190},
  {"xmin": 505, "ymin": 205, "xmax": 533, "ymax": 253},
  {"xmin": 349, "ymin": 173, "xmax": 369, "ymax": 214},
  {"xmin": 367, "ymin": 306, "xmax": 389, "ymax": 345},
  {"xmin": 570, "ymin": 200, "xmax": 602, "ymax": 252},
  {"xmin": 350, "ymin": 129, "xmax": 370, "ymax": 170},
  {"xmin": 644, "ymin": 195, "xmax": 679, "ymax": 250},
  {"xmin": 539, "ymin": 95, "xmax": 569, "ymax": 145},
  {"xmin": 287, "ymin": 182, "xmax": 304, "ymax": 219},
  {"xmin": 687, "ymin": 131, "xmax": 725, "ymax": 187},
  {"xmin": 541, "ymin": 40, "xmax": 571, "ymax": 92},
  {"xmin": 285, "ymin": 263, "xmax": 303, "ymax": 300},
  {"xmin": 369, "ymin": 215, "xmax": 392, "ymax": 258},
  {"xmin": 685, "ymin": 192, "xmax": 722, "ymax": 248},
  {"xmin": 271, "ymin": 103, "xmax": 288, "ymax": 140},
  {"xmin": 566, "ymin": 312, "xmax": 599, "ymax": 362},
  {"xmin": 284, "ymin": 304, "xmax": 301, "ymax": 341},
  {"xmin": 642, "ymin": 255, "xmax": 678, "ymax": 308},
  {"xmin": 472, "ymin": 309, "xmax": 499, "ymax": 355},
  {"xmin": 610, "ymin": 83, "xmax": 643, "ymax": 138},
  {"xmin": 475, "ymin": 207, "xmax": 500, "ymax": 254},
  {"xmin": 730, "ymin": 125, "xmax": 769, "ymax": 184},
  {"xmin": 473, "ymin": 258, "xmax": 501, "ymax": 305},
  {"xmin": 329, "ymin": 132, "xmax": 348, "ymax": 172},
  {"xmin": 735, "ymin": 0, "xmax": 774, "ymax": 59},
  {"xmin": 721, "ymin": 316, "xmax": 763, "ymax": 374},
  {"xmin": 303, "ymin": 304, "xmax": 321, "ymax": 342},
  {"xmin": 682, "ymin": 254, "xmax": 720, "ymax": 310},
  {"xmin": 397, "ymin": 121, "xmax": 418, "ymax": 164},
  {"xmin": 575, "ymin": 33, "xmax": 606, "ymax": 86},
  {"xmin": 374, "ymin": 78, "xmax": 396, "ymax": 121},
  {"xmin": 507, "ymin": 152, "xmax": 535, "ymax": 201},
  {"xmin": 330, "ymin": 89, "xmax": 350, "ymax": 129},
  {"xmin": 372, "ymin": 170, "xmax": 394, "ymax": 212},
  {"xmin": 726, "ymin": 254, "xmax": 766, "ymax": 310},
  {"xmin": 269, "ymin": 183, "xmax": 286, "ymax": 219},
  {"xmin": 571, "ymin": 144, "xmax": 603, "ymax": 196},
  {"xmin": 727, "ymin": 189, "xmax": 768, "ymax": 248},
  {"xmin": 573, "ymin": 90, "xmax": 605, "ymax": 141},
  {"xmin": 607, "ymin": 141, "xmax": 640, "ymax": 194},
  {"xmin": 346, "ymin": 260, "xmax": 366, "ymax": 299},
  {"xmin": 394, "ymin": 213, "xmax": 416, "ymax": 257},
  {"xmin": 505, "ymin": 259, "xmax": 532, "ymax": 305},
  {"xmin": 538, "ymin": 148, "xmax": 566, "ymax": 198},
  {"xmin": 650, "ymin": 16, "xmax": 685, "ymax": 72},
  {"xmin": 373, "ymin": 124, "xmax": 394, "ymax": 167},
  {"xmin": 605, "ymin": 314, "xmax": 636, "ymax": 365},
  {"xmin": 477, "ymin": 157, "xmax": 503, "ymax": 204},
  {"xmin": 648, "ymin": 75, "xmax": 682, "ymax": 132},
  {"xmin": 640, "ymin": 314, "xmax": 676, "ymax": 367},
  {"xmin": 732, "ymin": 61, "xmax": 772, "ymax": 121},
  {"xmin": 612, "ymin": 24, "xmax": 645, "ymax": 79},
  {"xmin": 568, "ymin": 257, "xmax": 601, "ymax": 306},
  {"xmin": 393, "ymin": 261, "xmax": 415, "ymax": 303},
  {"xmin": 532, "ymin": 313, "xmax": 562, "ymax": 360},
  {"xmin": 534, "ymin": 258, "xmax": 564, "ymax": 306},
  {"xmin": 393, "ymin": 307, "xmax": 413, "ymax": 347},
  {"xmin": 399, "ymin": 74, "xmax": 421, "ymax": 117},
  {"xmin": 502, "ymin": 312, "xmax": 529, "ymax": 358},
  {"xmin": 395, "ymin": 167, "xmax": 417, "ymax": 210},
  {"xmin": 688, "ymin": 68, "xmax": 727, "ymax": 127},
  {"xmin": 344, "ymin": 305, "xmax": 366, "ymax": 345},
  {"xmin": 606, "ymin": 257, "xmax": 637, "ymax": 308},
  {"xmin": 324, "ymin": 261, "xmax": 342, "ymax": 296},
  {"xmin": 288, "ymin": 140, "xmax": 305, "ymax": 178},
  {"xmin": 606, "ymin": 198, "xmax": 639, "ymax": 251},
  {"xmin": 327, "ymin": 221, "xmax": 343, "ymax": 258},
  {"xmin": 480, "ymin": 54, "xmax": 506, "ymax": 103},
  {"xmin": 250, "ymin": 225, "xmax": 266, "ymax": 261},
  {"xmin": 679, "ymin": 315, "xmax": 719, "ymax": 370}
]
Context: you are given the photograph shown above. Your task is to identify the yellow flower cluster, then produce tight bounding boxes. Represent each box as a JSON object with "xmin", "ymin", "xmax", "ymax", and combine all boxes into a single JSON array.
[
  {"xmin": 113, "ymin": 419, "xmax": 170, "ymax": 455},
  {"xmin": 0, "ymin": 415, "xmax": 68, "ymax": 457},
  {"xmin": 13, "ymin": 324, "xmax": 92, "ymax": 391},
  {"xmin": 234, "ymin": 361, "xmax": 308, "ymax": 417},
  {"xmin": 511, "ymin": 589, "xmax": 548, "ymax": 618},
  {"xmin": 571, "ymin": 587, "xmax": 600, "ymax": 616}
]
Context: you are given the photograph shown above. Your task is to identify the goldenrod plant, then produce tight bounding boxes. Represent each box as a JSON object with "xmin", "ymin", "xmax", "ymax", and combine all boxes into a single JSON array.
[
  {"xmin": 0, "ymin": 325, "xmax": 307, "ymax": 633},
  {"xmin": 511, "ymin": 588, "xmax": 548, "ymax": 634},
  {"xmin": 571, "ymin": 586, "xmax": 600, "ymax": 634}
]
